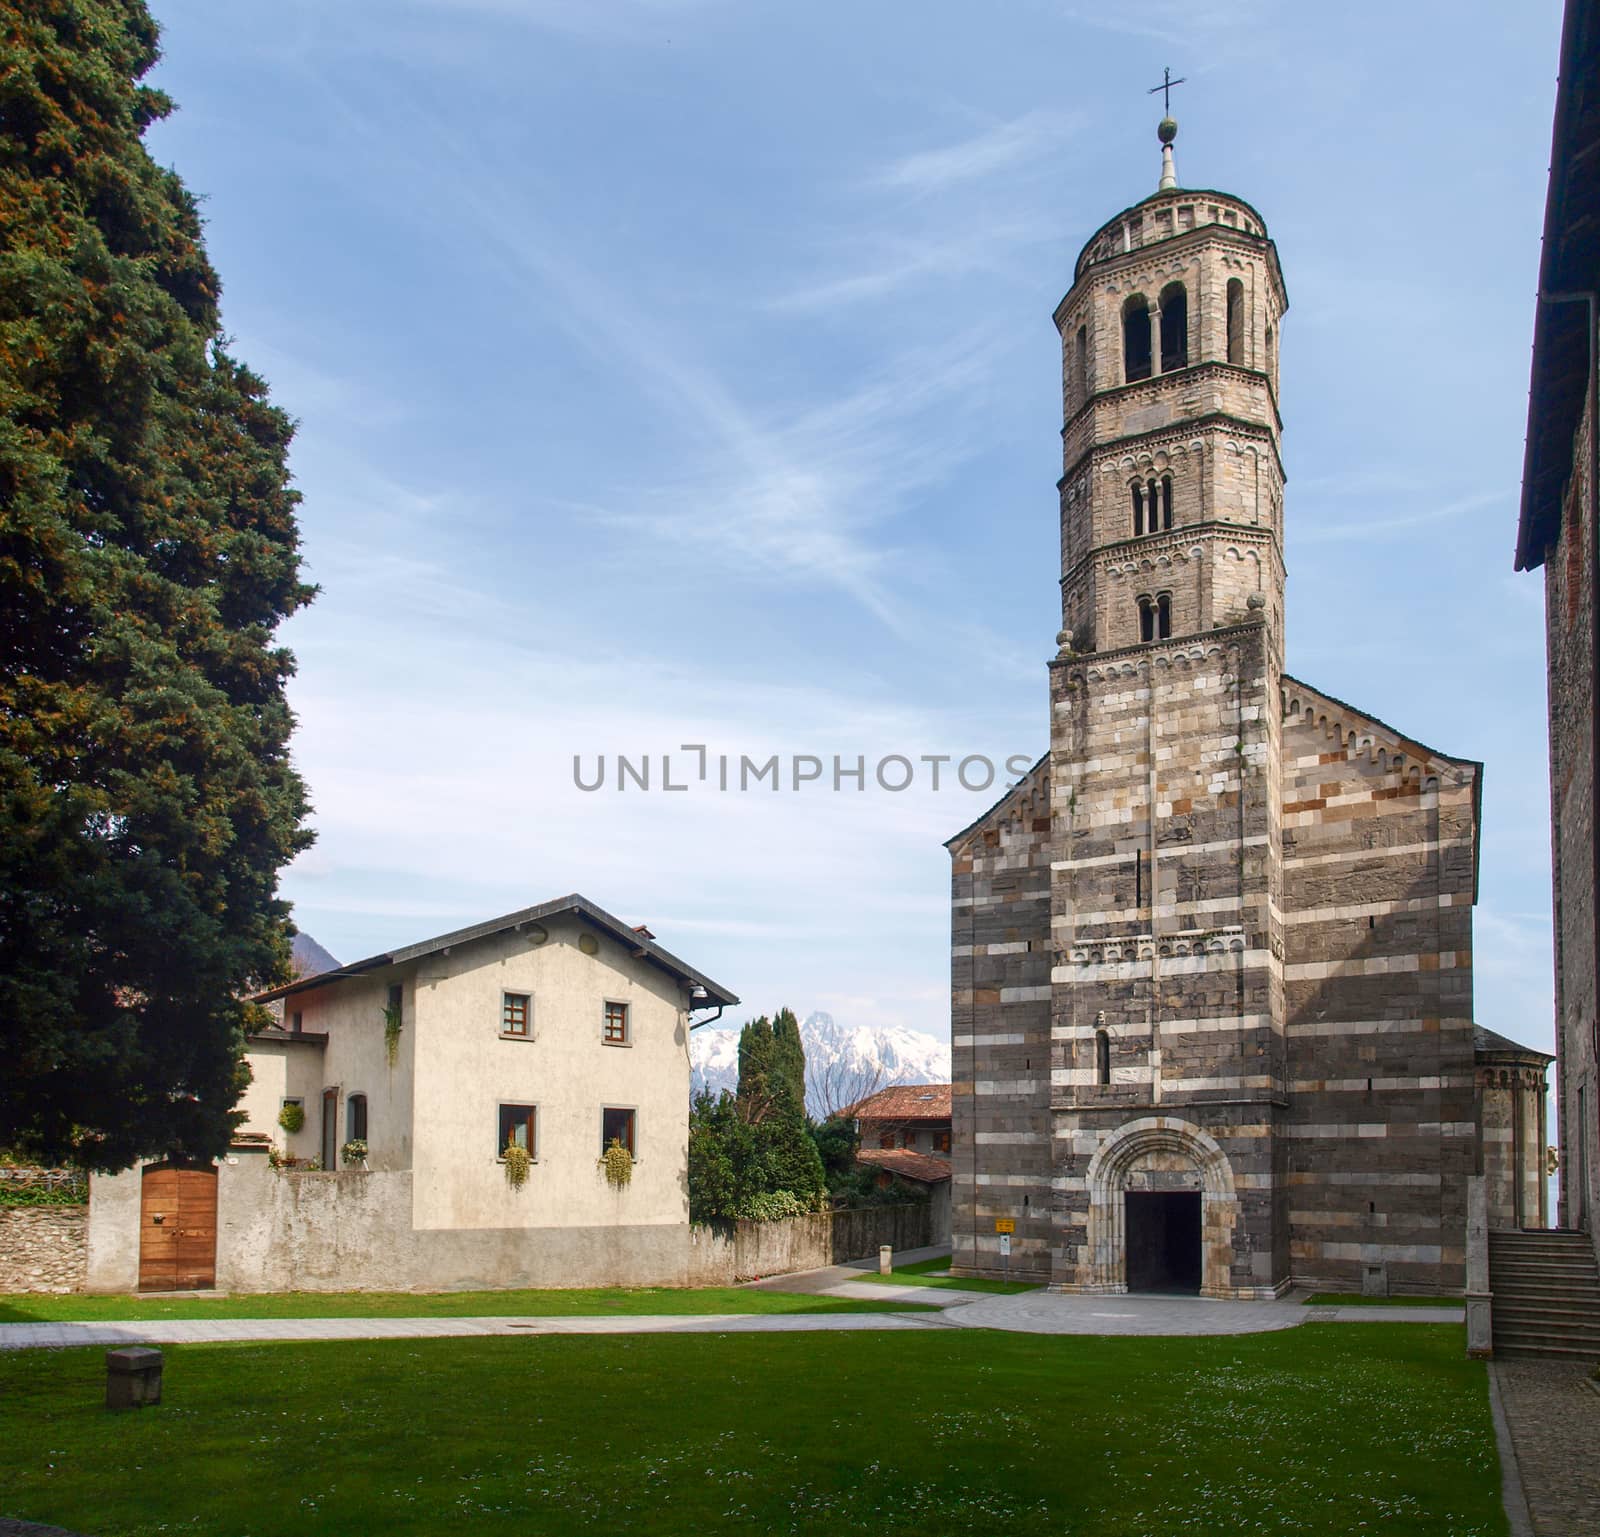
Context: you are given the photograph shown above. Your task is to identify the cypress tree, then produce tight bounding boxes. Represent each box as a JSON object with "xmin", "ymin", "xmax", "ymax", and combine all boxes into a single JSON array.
[{"xmin": 0, "ymin": 3, "xmax": 312, "ymax": 1169}]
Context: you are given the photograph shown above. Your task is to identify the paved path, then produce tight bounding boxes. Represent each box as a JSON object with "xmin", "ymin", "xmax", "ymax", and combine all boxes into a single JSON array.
[
  {"xmin": 0, "ymin": 1293, "xmax": 1463, "ymax": 1351},
  {"xmin": 1491, "ymin": 1358, "xmax": 1600, "ymax": 1536}
]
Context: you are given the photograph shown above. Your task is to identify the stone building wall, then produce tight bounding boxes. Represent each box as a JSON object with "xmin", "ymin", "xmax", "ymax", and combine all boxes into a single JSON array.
[
  {"xmin": 1278, "ymin": 682, "xmax": 1480, "ymax": 1294},
  {"xmin": 1544, "ymin": 382, "xmax": 1598, "ymax": 1243},
  {"xmin": 947, "ymin": 756, "xmax": 1053, "ymax": 1281}
]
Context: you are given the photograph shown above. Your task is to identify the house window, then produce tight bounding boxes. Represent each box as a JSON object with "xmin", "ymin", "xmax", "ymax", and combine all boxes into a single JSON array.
[
  {"xmin": 346, "ymin": 1093, "xmax": 367, "ymax": 1142},
  {"xmin": 502, "ymin": 992, "xmax": 532, "ymax": 1038},
  {"xmin": 602, "ymin": 1106, "xmax": 636, "ymax": 1157},
  {"xmin": 387, "ymin": 983, "xmax": 402, "ymax": 1013},
  {"xmin": 290, "ymin": 1011, "xmax": 303, "ymax": 1034},
  {"xmin": 603, "ymin": 1000, "xmax": 630, "ymax": 1046},
  {"xmin": 902, "ymin": 1130, "xmax": 917, "ymax": 1149},
  {"xmin": 498, "ymin": 1103, "xmax": 537, "ymax": 1158},
  {"xmin": 878, "ymin": 1130, "xmax": 894, "ymax": 1149},
  {"xmin": 933, "ymin": 1129, "xmax": 951, "ymax": 1154}
]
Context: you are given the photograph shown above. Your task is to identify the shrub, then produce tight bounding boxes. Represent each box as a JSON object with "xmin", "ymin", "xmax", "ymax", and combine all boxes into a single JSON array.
[{"xmin": 735, "ymin": 1189, "xmax": 808, "ymax": 1222}]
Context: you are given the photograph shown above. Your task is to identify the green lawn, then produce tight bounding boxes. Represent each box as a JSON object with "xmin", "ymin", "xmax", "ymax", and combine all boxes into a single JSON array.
[
  {"xmin": 0, "ymin": 1325, "xmax": 1502, "ymax": 1536},
  {"xmin": 0, "ymin": 1284, "xmax": 932, "ymax": 1323},
  {"xmin": 1302, "ymin": 1292, "xmax": 1465, "ymax": 1308},
  {"xmin": 860, "ymin": 1253, "xmax": 1039, "ymax": 1295}
]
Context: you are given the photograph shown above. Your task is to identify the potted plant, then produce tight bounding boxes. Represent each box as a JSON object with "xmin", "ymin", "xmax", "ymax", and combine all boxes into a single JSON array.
[
  {"xmin": 277, "ymin": 1102, "xmax": 305, "ymax": 1135},
  {"xmin": 341, "ymin": 1138, "xmax": 368, "ymax": 1169},
  {"xmin": 382, "ymin": 1001, "xmax": 402, "ymax": 1067},
  {"xmin": 601, "ymin": 1137, "xmax": 633, "ymax": 1190},
  {"xmin": 502, "ymin": 1140, "xmax": 531, "ymax": 1191}
]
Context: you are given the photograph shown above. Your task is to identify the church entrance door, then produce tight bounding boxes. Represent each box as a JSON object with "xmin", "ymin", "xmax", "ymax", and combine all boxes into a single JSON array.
[{"xmin": 1124, "ymin": 1191, "xmax": 1201, "ymax": 1293}]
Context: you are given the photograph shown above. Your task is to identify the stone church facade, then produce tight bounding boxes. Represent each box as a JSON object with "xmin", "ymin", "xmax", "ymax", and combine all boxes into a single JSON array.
[{"xmin": 948, "ymin": 127, "xmax": 1544, "ymax": 1298}]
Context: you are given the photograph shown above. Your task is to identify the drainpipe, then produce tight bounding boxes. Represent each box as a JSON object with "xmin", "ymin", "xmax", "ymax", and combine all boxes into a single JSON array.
[{"xmin": 1540, "ymin": 289, "xmax": 1598, "ymax": 1234}]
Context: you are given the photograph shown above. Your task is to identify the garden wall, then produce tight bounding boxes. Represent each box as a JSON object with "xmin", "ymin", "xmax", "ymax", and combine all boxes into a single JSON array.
[
  {"xmin": 0, "ymin": 1168, "xmax": 88, "ymax": 1293},
  {"xmin": 684, "ymin": 1203, "xmax": 931, "ymax": 1284},
  {"xmin": 85, "ymin": 1156, "xmax": 933, "ymax": 1293}
]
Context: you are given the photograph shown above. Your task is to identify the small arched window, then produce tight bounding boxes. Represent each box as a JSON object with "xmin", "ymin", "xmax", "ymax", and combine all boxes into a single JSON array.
[
  {"xmin": 1160, "ymin": 475, "xmax": 1174, "ymax": 530},
  {"xmin": 1156, "ymin": 594, "xmax": 1172, "ymax": 639},
  {"xmin": 346, "ymin": 1093, "xmax": 367, "ymax": 1143},
  {"xmin": 1226, "ymin": 278, "xmax": 1244, "ymax": 365},
  {"xmin": 1265, "ymin": 321, "xmax": 1275, "ymax": 380},
  {"xmin": 1159, "ymin": 282, "xmax": 1188, "ymax": 372},
  {"xmin": 1123, "ymin": 295, "xmax": 1152, "ymax": 383},
  {"xmin": 1095, "ymin": 1029, "xmax": 1111, "ymax": 1086},
  {"xmin": 1130, "ymin": 481, "xmax": 1145, "ymax": 537},
  {"xmin": 1138, "ymin": 596, "xmax": 1156, "ymax": 643},
  {"xmin": 1075, "ymin": 324, "xmax": 1088, "ymax": 403}
]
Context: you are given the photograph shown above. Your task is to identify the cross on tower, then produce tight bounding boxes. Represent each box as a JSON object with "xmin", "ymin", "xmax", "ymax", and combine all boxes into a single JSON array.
[{"xmin": 1147, "ymin": 66, "xmax": 1186, "ymax": 115}]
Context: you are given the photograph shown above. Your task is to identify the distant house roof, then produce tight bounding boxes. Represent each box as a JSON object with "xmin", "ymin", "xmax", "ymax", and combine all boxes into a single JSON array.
[
  {"xmin": 253, "ymin": 893, "xmax": 739, "ymax": 1008},
  {"xmin": 845, "ymin": 1084, "xmax": 952, "ymax": 1122},
  {"xmin": 856, "ymin": 1148, "xmax": 953, "ymax": 1185},
  {"xmin": 1474, "ymin": 1024, "xmax": 1555, "ymax": 1065},
  {"xmin": 1516, "ymin": 0, "xmax": 1600, "ymax": 571}
]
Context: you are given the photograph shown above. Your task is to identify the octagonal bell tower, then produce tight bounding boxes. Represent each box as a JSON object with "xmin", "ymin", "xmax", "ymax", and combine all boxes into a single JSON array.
[{"xmin": 1053, "ymin": 119, "xmax": 1288, "ymax": 658}]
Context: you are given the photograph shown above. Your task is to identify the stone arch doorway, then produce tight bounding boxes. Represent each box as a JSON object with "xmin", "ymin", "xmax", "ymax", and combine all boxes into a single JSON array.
[{"xmin": 1083, "ymin": 1117, "xmax": 1237, "ymax": 1298}]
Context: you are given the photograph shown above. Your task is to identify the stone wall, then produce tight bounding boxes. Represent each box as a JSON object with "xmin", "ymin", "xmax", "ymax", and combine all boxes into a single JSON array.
[
  {"xmin": 87, "ymin": 1156, "xmax": 928, "ymax": 1293},
  {"xmin": 0, "ymin": 1208, "xmax": 87, "ymax": 1293},
  {"xmin": 1279, "ymin": 680, "xmax": 1481, "ymax": 1295},
  {"xmin": 1544, "ymin": 380, "xmax": 1598, "ymax": 1255},
  {"xmin": 947, "ymin": 755, "xmax": 1054, "ymax": 1282}
]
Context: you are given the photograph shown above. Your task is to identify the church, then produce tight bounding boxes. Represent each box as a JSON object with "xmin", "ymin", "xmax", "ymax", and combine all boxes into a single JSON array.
[{"xmin": 947, "ymin": 114, "xmax": 1549, "ymax": 1298}]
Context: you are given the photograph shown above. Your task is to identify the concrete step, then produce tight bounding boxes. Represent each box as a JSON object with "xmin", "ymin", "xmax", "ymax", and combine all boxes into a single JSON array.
[
  {"xmin": 1490, "ymin": 1263, "xmax": 1600, "ymax": 1282},
  {"xmin": 1494, "ymin": 1341, "xmax": 1600, "ymax": 1361},
  {"xmin": 1494, "ymin": 1304, "xmax": 1600, "ymax": 1326},
  {"xmin": 1493, "ymin": 1288, "xmax": 1600, "ymax": 1307}
]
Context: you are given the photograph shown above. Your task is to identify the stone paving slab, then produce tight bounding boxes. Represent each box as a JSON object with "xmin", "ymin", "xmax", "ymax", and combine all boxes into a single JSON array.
[{"xmin": 1490, "ymin": 1358, "xmax": 1600, "ymax": 1536}]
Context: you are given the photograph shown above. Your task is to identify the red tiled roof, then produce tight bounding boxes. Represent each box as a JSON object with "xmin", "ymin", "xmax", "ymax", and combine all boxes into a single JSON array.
[
  {"xmin": 845, "ymin": 1083, "xmax": 951, "ymax": 1121},
  {"xmin": 856, "ymin": 1148, "xmax": 953, "ymax": 1184}
]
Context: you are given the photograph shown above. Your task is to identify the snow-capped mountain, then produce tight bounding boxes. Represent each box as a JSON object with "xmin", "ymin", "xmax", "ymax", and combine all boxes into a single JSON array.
[{"xmin": 690, "ymin": 1010, "xmax": 950, "ymax": 1118}]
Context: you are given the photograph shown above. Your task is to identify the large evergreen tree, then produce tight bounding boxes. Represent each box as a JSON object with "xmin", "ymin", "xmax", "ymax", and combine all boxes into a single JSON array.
[{"xmin": 0, "ymin": 2, "xmax": 312, "ymax": 1169}]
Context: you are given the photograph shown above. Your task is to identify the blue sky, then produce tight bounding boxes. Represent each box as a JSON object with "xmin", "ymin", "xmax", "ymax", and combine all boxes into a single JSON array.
[{"xmin": 146, "ymin": 0, "xmax": 1565, "ymax": 1050}]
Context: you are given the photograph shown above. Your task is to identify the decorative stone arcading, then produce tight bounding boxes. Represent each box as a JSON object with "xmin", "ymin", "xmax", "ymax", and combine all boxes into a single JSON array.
[{"xmin": 1067, "ymin": 926, "xmax": 1247, "ymax": 967}]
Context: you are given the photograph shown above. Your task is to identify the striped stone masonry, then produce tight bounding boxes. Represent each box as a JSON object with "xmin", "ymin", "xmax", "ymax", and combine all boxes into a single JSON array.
[{"xmin": 946, "ymin": 166, "xmax": 1507, "ymax": 1300}]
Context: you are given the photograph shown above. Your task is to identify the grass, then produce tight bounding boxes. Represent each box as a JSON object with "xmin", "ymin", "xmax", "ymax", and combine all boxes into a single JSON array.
[
  {"xmin": 0, "ymin": 1284, "xmax": 934, "ymax": 1323},
  {"xmin": 859, "ymin": 1254, "xmax": 1040, "ymax": 1295},
  {"xmin": 1302, "ymin": 1293, "xmax": 1464, "ymax": 1308},
  {"xmin": 0, "ymin": 1324, "xmax": 1500, "ymax": 1536}
]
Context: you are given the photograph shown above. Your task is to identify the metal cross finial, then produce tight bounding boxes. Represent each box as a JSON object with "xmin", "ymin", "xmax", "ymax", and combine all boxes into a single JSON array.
[{"xmin": 1148, "ymin": 66, "xmax": 1187, "ymax": 115}]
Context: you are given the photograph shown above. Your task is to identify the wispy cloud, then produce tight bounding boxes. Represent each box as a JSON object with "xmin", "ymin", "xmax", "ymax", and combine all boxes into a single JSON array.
[
  {"xmin": 871, "ymin": 110, "xmax": 1074, "ymax": 195},
  {"xmin": 1293, "ymin": 489, "xmax": 1508, "ymax": 544}
]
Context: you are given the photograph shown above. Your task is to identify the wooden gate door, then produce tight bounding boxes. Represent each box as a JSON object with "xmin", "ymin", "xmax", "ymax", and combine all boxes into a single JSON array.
[{"xmin": 139, "ymin": 1164, "xmax": 218, "ymax": 1291}]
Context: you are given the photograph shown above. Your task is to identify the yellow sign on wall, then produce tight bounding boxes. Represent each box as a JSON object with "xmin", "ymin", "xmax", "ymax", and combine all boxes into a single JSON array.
[{"xmin": 994, "ymin": 1218, "xmax": 1016, "ymax": 1234}]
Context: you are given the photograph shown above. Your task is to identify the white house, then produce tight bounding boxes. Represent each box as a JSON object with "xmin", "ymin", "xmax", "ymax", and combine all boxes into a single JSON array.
[{"xmin": 86, "ymin": 895, "xmax": 738, "ymax": 1293}]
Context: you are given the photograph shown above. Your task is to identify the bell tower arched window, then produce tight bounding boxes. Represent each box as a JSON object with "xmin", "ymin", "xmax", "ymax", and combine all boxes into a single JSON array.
[
  {"xmin": 1160, "ymin": 474, "xmax": 1173, "ymax": 530},
  {"xmin": 1226, "ymin": 278, "xmax": 1244, "ymax": 365},
  {"xmin": 1159, "ymin": 282, "xmax": 1188, "ymax": 372},
  {"xmin": 1131, "ymin": 481, "xmax": 1145, "ymax": 537},
  {"xmin": 1156, "ymin": 593, "xmax": 1172, "ymax": 639},
  {"xmin": 1123, "ymin": 295, "xmax": 1152, "ymax": 383},
  {"xmin": 1095, "ymin": 1029, "xmax": 1111, "ymax": 1086},
  {"xmin": 1138, "ymin": 596, "xmax": 1155, "ymax": 642},
  {"xmin": 1075, "ymin": 324, "xmax": 1088, "ymax": 405}
]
